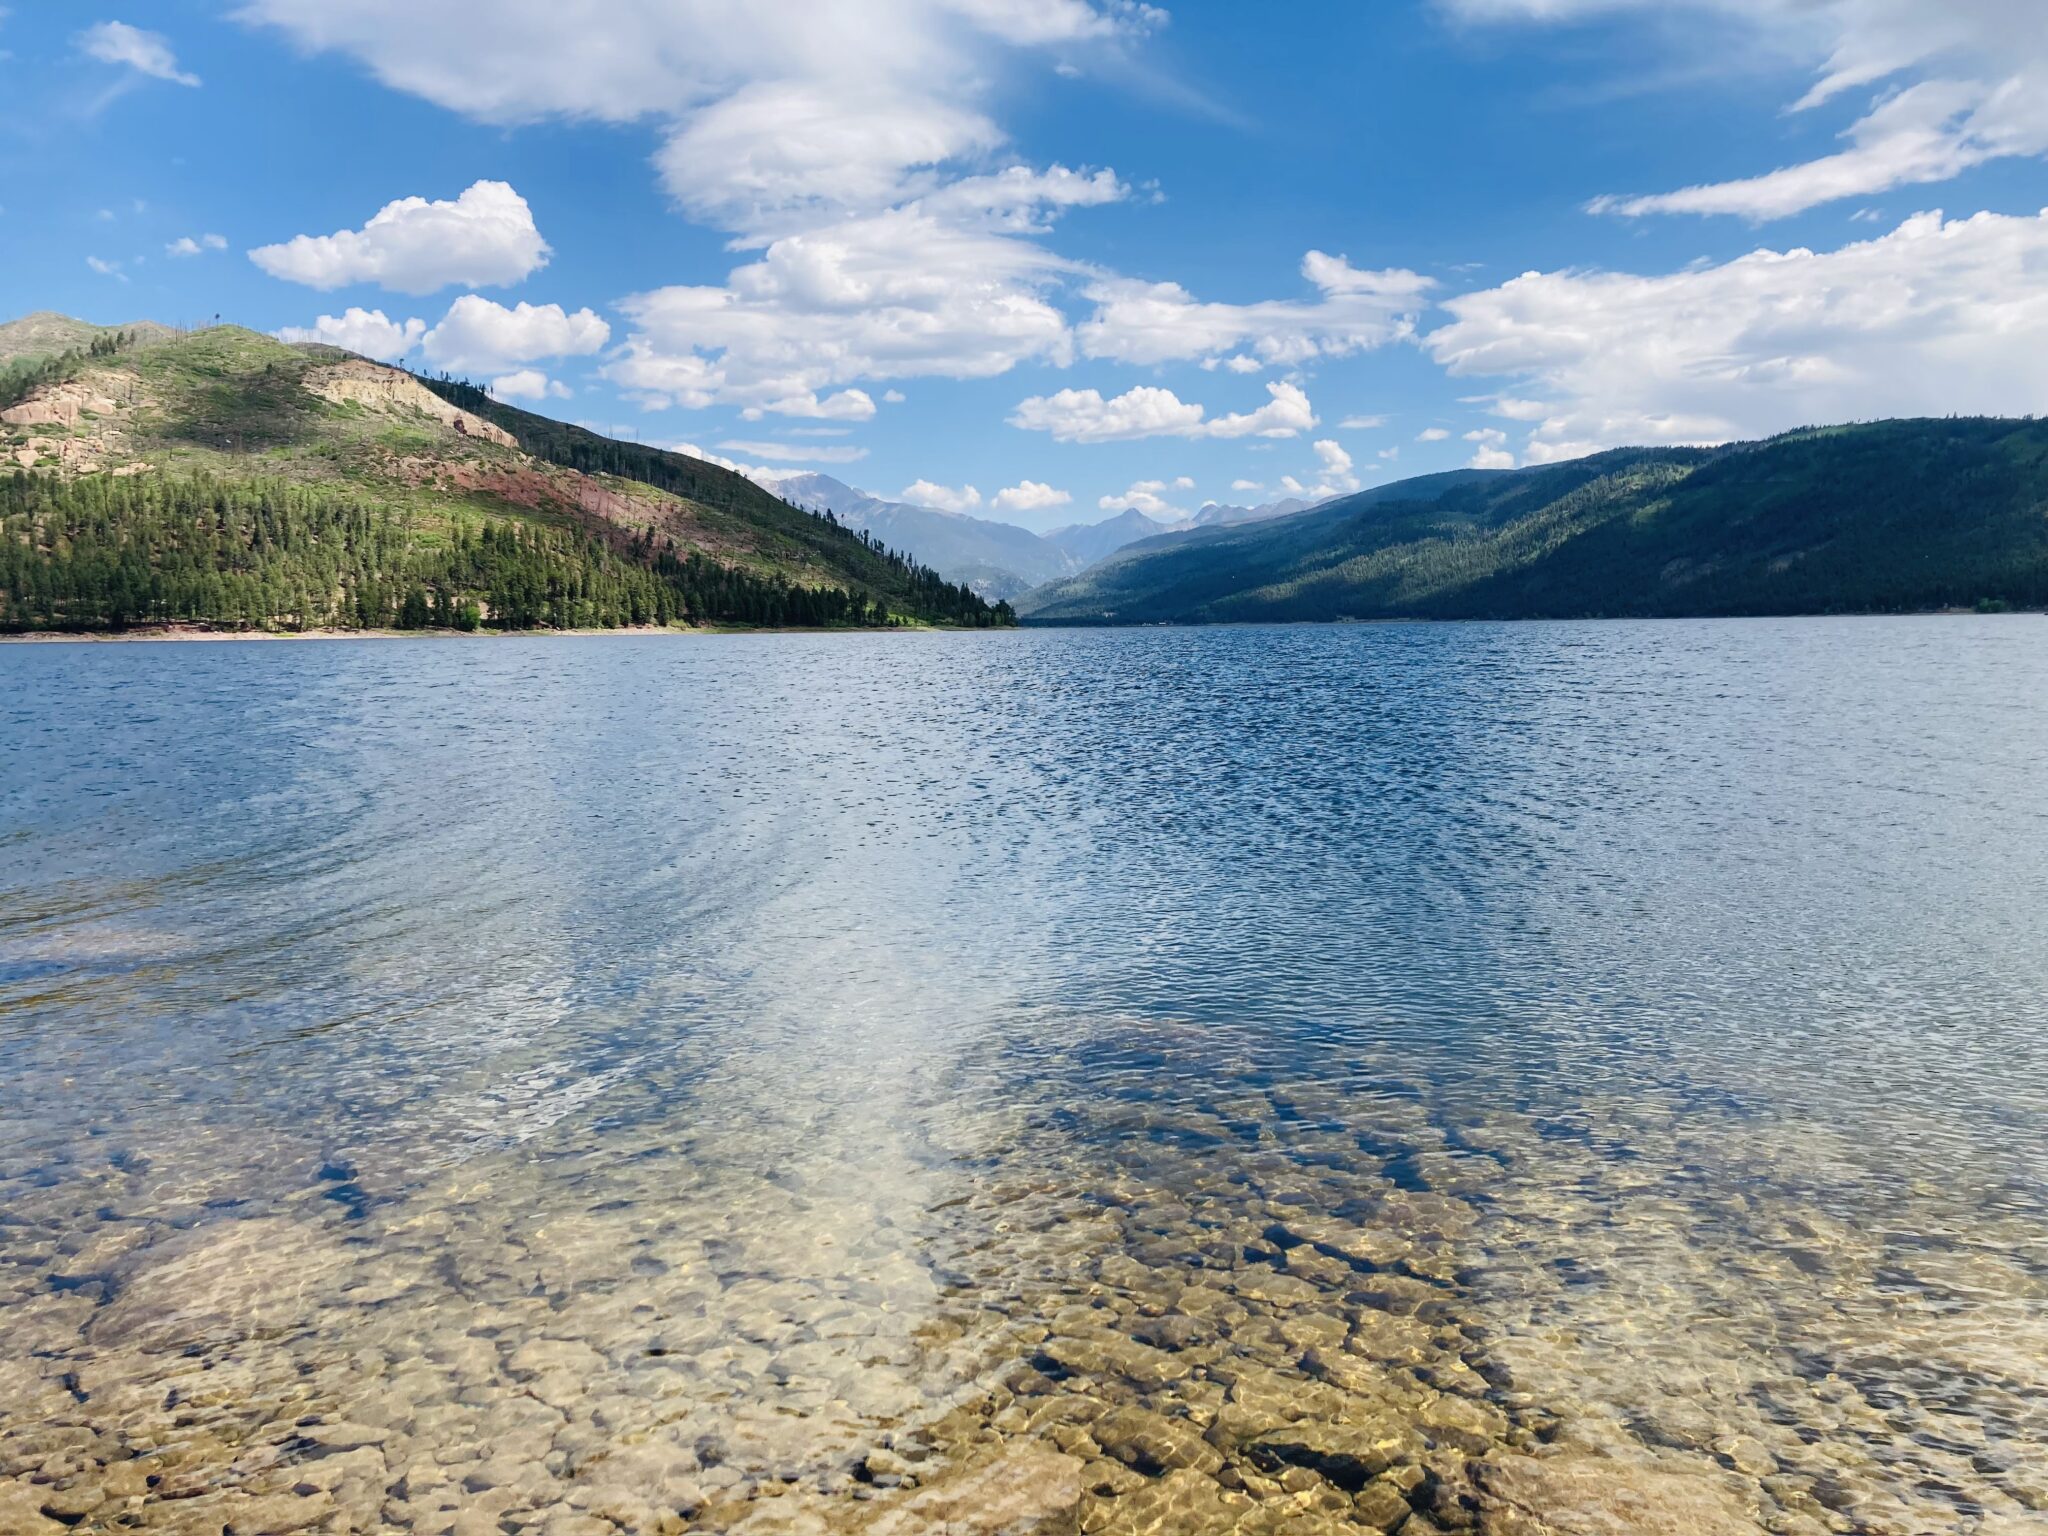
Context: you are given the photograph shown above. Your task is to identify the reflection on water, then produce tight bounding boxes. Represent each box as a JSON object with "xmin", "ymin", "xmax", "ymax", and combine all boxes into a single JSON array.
[{"xmin": 2, "ymin": 620, "xmax": 2046, "ymax": 1535}]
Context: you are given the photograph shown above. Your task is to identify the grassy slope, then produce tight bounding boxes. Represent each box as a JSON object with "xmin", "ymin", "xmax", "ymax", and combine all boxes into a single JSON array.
[
  {"xmin": 1019, "ymin": 420, "xmax": 2048, "ymax": 623},
  {"xmin": 415, "ymin": 375, "xmax": 978, "ymax": 613},
  {"xmin": 0, "ymin": 312, "xmax": 178, "ymax": 365},
  {"xmin": 0, "ymin": 322, "xmax": 994, "ymax": 618}
]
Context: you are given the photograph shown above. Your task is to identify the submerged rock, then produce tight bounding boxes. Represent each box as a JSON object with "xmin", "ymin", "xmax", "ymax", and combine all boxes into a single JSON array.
[
  {"xmin": 863, "ymin": 1445, "xmax": 1084, "ymax": 1535},
  {"xmin": 1458, "ymin": 1453, "xmax": 1765, "ymax": 1536},
  {"xmin": 1244, "ymin": 1418, "xmax": 1422, "ymax": 1490}
]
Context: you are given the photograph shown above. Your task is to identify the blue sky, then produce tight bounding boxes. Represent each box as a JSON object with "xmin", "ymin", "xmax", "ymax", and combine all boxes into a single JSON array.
[{"xmin": 3, "ymin": 1, "xmax": 2044, "ymax": 531}]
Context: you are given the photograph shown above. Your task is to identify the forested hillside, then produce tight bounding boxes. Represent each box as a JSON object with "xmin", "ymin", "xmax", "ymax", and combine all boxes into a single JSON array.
[
  {"xmin": 0, "ymin": 317, "xmax": 1012, "ymax": 633},
  {"xmin": 1019, "ymin": 419, "xmax": 2048, "ymax": 624}
]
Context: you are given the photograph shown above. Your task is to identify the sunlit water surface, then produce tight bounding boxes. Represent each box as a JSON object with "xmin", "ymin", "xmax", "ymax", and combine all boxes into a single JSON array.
[{"xmin": 2, "ymin": 621, "xmax": 2046, "ymax": 1535}]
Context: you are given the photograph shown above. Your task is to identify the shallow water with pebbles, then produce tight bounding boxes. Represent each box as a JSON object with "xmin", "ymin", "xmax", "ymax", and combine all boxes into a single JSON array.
[{"xmin": 2, "ymin": 621, "xmax": 2046, "ymax": 1536}]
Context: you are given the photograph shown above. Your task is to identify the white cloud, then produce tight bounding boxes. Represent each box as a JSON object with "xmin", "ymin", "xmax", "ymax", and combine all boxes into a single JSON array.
[
  {"xmin": 1338, "ymin": 413, "xmax": 1387, "ymax": 429},
  {"xmin": 1098, "ymin": 479, "xmax": 1190, "ymax": 519},
  {"xmin": 607, "ymin": 204, "xmax": 1082, "ymax": 415},
  {"xmin": 249, "ymin": 180, "xmax": 549, "ymax": 294},
  {"xmin": 1279, "ymin": 438, "xmax": 1363, "ymax": 499},
  {"xmin": 1009, "ymin": 380, "xmax": 1317, "ymax": 443},
  {"xmin": 1079, "ymin": 251, "xmax": 1432, "ymax": 366},
  {"xmin": 1464, "ymin": 428, "xmax": 1516, "ymax": 470},
  {"xmin": 1378, "ymin": 446, "xmax": 1400, "ymax": 460},
  {"xmin": 166, "ymin": 234, "xmax": 228, "ymax": 257},
  {"xmin": 229, "ymin": 1, "xmax": 1428, "ymax": 432},
  {"xmin": 718, "ymin": 439, "xmax": 869, "ymax": 463},
  {"xmin": 85, "ymin": 256, "xmax": 127, "ymax": 282},
  {"xmin": 236, "ymin": 1, "xmax": 1155, "ymax": 236},
  {"xmin": 225, "ymin": 3, "xmax": 1398, "ymax": 423},
  {"xmin": 991, "ymin": 479, "xmax": 1072, "ymax": 511},
  {"xmin": 902, "ymin": 479, "xmax": 982, "ymax": 512},
  {"xmin": 883, "ymin": 389, "xmax": 907, "ymax": 403},
  {"xmin": 1230, "ymin": 478, "xmax": 1264, "ymax": 492},
  {"xmin": 79, "ymin": 21, "xmax": 199, "ymax": 86},
  {"xmin": 1451, "ymin": 0, "xmax": 2048, "ymax": 220},
  {"xmin": 1429, "ymin": 207, "xmax": 2048, "ymax": 462},
  {"xmin": 739, "ymin": 389, "xmax": 875, "ymax": 423},
  {"xmin": 1011, "ymin": 385, "xmax": 1200, "ymax": 441},
  {"xmin": 1416, "ymin": 427, "xmax": 1451, "ymax": 442},
  {"xmin": 276, "ymin": 307, "xmax": 427, "ymax": 360},
  {"xmin": 418, "ymin": 296, "xmax": 609, "ymax": 374},
  {"xmin": 488, "ymin": 369, "xmax": 572, "ymax": 402}
]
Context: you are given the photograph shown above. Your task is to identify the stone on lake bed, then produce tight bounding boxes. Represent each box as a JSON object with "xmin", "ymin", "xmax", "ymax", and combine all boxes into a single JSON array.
[
  {"xmin": 1462, "ymin": 1452, "xmax": 1766, "ymax": 1536},
  {"xmin": 1245, "ymin": 1417, "xmax": 1423, "ymax": 1490},
  {"xmin": 1037, "ymin": 1333, "xmax": 1192, "ymax": 1390},
  {"xmin": 1081, "ymin": 1467, "xmax": 1247, "ymax": 1536},
  {"xmin": 1088, "ymin": 1406, "xmax": 1226, "ymax": 1475},
  {"xmin": 862, "ymin": 1445, "xmax": 1084, "ymax": 1534}
]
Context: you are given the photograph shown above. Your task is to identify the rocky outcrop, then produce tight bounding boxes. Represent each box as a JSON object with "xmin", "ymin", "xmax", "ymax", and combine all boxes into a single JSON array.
[
  {"xmin": 303, "ymin": 359, "xmax": 516, "ymax": 447},
  {"xmin": 0, "ymin": 381, "xmax": 123, "ymax": 429}
]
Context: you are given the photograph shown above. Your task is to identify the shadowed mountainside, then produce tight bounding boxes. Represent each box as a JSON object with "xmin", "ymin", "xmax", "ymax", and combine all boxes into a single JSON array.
[{"xmin": 1018, "ymin": 420, "xmax": 2048, "ymax": 624}]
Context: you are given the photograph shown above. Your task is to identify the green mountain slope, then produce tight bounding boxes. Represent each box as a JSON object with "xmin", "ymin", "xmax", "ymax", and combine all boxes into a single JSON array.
[
  {"xmin": 1018, "ymin": 419, "xmax": 2048, "ymax": 624},
  {"xmin": 0, "ymin": 319, "xmax": 1010, "ymax": 632}
]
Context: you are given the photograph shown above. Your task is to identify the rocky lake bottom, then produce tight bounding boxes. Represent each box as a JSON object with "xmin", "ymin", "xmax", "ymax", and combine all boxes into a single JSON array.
[{"xmin": 3, "ymin": 623, "xmax": 2046, "ymax": 1535}]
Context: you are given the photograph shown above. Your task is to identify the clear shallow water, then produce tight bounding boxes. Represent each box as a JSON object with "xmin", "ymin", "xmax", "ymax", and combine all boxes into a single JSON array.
[{"xmin": 2, "ymin": 621, "xmax": 2046, "ymax": 1535}]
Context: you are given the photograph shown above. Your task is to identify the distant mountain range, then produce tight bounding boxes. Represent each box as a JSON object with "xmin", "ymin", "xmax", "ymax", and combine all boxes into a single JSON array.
[
  {"xmin": 1019, "ymin": 419, "xmax": 2048, "ymax": 624},
  {"xmin": 761, "ymin": 472, "xmax": 1320, "ymax": 600}
]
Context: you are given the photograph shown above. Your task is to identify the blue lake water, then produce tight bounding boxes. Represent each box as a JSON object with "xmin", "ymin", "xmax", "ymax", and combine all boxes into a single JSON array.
[{"xmin": 2, "ymin": 620, "xmax": 2046, "ymax": 1535}]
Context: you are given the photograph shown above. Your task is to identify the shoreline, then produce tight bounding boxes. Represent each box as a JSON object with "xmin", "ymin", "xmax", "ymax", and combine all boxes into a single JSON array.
[
  {"xmin": 0, "ymin": 622, "xmax": 1004, "ymax": 644},
  {"xmin": 1, "ymin": 608, "xmax": 2035, "ymax": 644}
]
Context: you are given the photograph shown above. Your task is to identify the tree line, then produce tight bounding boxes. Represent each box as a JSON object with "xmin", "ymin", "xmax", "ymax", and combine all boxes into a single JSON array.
[{"xmin": 0, "ymin": 471, "xmax": 1011, "ymax": 633}]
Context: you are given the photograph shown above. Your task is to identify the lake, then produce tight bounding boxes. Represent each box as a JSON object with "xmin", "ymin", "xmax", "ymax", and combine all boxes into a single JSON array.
[{"xmin": 2, "ymin": 620, "xmax": 2046, "ymax": 1535}]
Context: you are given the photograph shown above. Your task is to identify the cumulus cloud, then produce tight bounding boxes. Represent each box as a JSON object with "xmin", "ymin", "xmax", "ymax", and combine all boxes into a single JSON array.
[
  {"xmin": 275, "ymin": 307, "xmax": 427, "ymax": 360},
  {"xmin": 1450, "ymin": 0, "xmax": 2048, "ymax": 220},
  {"xmin": 85, "ymin": 256, "xmax": 127, "ymax": 282},
  {"xmin": 1416, "ymin": 427, "xmax": 1451, "ymax": 442},
  {"xmin": 1079, "ymin": 251, "xmax": 1433, "ymax": 366},
  {"xmin": 607, "ymin": 203, "xmax": 1082, "ymax": 416},
  {"xmin": 1463, "ymin": 428, "xmax": 1516, "ymax": 470},
  {"xmin": 902, "ymin": 479, "xmax": 982, "ymax": 513},
  {"xmin": 166, "ymin": 233, "xmax": 228, "ymax": 257},
  {"xmin": 418, "ymin": 296, "xmax": 608, "ymax": 374},
  {"xmin": 991, "ymin": 479, "xmax": 1072, "ymax": 512},
  {"xmin": 79, "ymin": 21, "xmax": 199, "ymax": 86},
  {"xmin": 235, "ymin": 1, "xmax": 1154, "ymax": 235},
  {"xmin": 1009, "ymin": 381, "xmax": 1317, "ymax": 443},
  {"xmin": 231, "ymin": 4, "xmax": 1423, "ymax": 415},
  {"xmin": 488, "ymin": 369, "xmax": 571, "ymax": 402},
  {"xmin": 1428, "ymin": 208, "xmax": 2048, "ymax": 461},
  {"xmin": 1279, "ymin": 439, "xmax": 1363, "ymax": 499},
  {"xmin": 250, "ymin": 180, "xmax": 549, "ymax": 294},
  {"xmin": 1230, "ymin": 478, "xmax": 1264, "ymax": 492}
]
